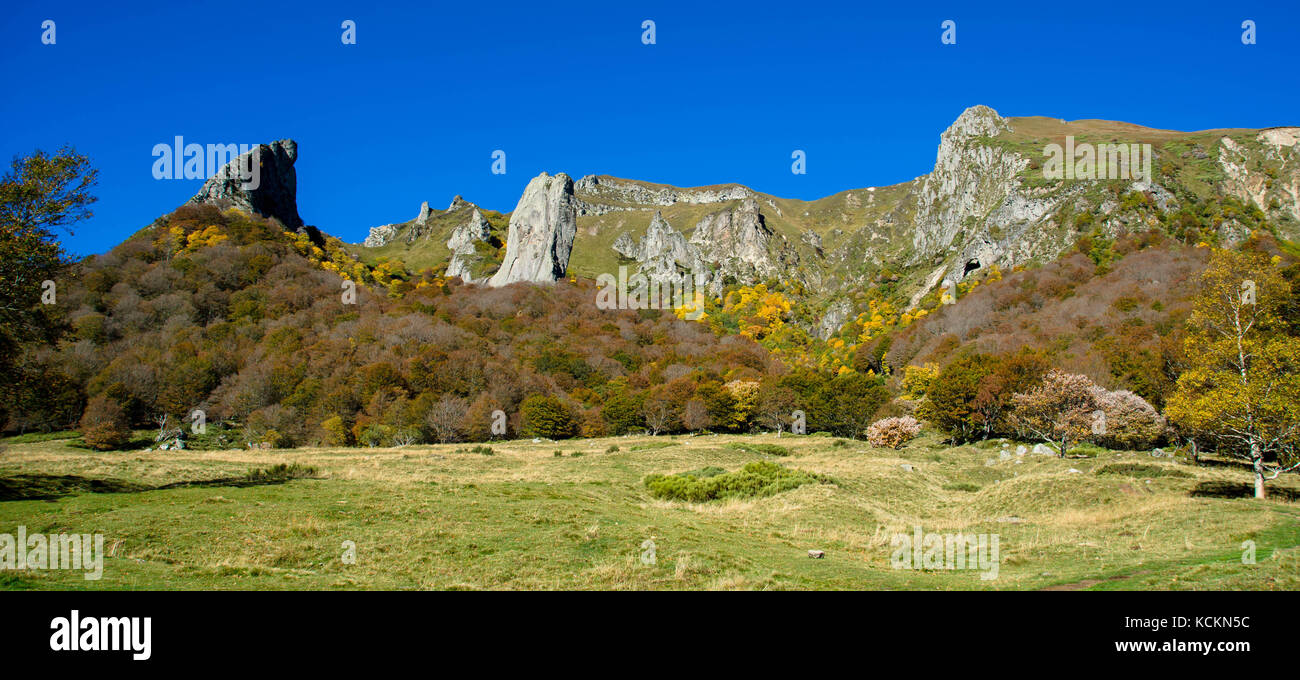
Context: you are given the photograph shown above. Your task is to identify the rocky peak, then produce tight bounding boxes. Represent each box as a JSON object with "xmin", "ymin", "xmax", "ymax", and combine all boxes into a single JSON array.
[
  {"xmin": 943, "ymin": 105, "xmax": 1013, "ymax": 142},
  {"xmin": 911, "ymin": 106, "xmax": 1029, "ymax": 259},
  {"xmin": 188, "ymin": 139, "xmax": 302, "ymax": 228},
  {"xmin": 362, "ymin": 200, "xmax": 439, "ymax": 248},
  {"xmin": 612, "ymin": 211, "xmax": 701, "ymax": 282},
  {"xmin": 690, "ymin": 198, "xmax": 787, "ymax": 291},
  {"xmin": 446, "ymin": 208, "xmax": 494, "ymax": 282},
  {"xmin": 487, "ymin": 172, "xmax": 578, "ymax": 287}
]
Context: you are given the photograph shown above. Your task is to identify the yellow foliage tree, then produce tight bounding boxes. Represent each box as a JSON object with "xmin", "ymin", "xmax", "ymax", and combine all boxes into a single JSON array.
[{"xmin": 1165, "ymin": 249, "xmax": 1300, "ymax": 499}]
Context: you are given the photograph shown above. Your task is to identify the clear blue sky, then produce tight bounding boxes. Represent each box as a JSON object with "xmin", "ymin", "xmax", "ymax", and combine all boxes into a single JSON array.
[{"xmin": 3, "ymin": 0, "xmax": 1297, "ymax": 255}]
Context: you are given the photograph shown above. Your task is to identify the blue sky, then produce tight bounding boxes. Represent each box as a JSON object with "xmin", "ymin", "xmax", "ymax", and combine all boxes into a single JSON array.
[{"xmin": 3, "ymin": 0, "xmax": 1297, "ymax": 255}]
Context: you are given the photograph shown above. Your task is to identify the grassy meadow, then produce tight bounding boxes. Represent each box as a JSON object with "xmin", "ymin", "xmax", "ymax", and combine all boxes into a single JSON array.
[{"xmin": 1, "ymin": 431, "xmax": 1297, "ymax": 590}]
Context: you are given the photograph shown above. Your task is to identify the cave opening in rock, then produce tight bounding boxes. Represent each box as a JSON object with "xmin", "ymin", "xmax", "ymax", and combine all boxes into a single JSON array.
[{"xmin": 962, "ymin": 259, "xmax": 982, "ymax": 276}]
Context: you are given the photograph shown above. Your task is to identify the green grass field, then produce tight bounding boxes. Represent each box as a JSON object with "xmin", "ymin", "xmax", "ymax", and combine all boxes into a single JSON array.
[{"xmin": 1, "ymin": 432, "xmax": 1296, "ymax": 590}]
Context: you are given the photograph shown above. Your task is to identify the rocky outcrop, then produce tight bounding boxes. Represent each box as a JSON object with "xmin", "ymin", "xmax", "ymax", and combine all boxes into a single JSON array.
[
  {"xmin": 446, "ymin": 208, "xmax": 493, "ymax": 282},
  {"xmin": 487, "ymin": 172, "xmax": 577, "ymax": 287},
  {"xmin": 817, "ymin": 299, "xmax": 852, "ymax": 340},
  {"xmin": 610, "ymin": 198, "xmax": 799, "ymax": 295},
  {"xmin": 612, "ymin": 211, "xmax": 704, "ymax": 283},
  {"xmin": 612, "ymin": 232, "xmax": 640, "ymax": 259},
  {"xmin": 188, "ymin": 139, "xmax": 302, "ymax": 228},
  {"xmin": 444, "ymin": 208, "xmax": 488, "ymax": 282},
  {"xmin": 363, "ymin": 223, "xmax": 401, "ymax": 248},
  {"xmin": 574, "ymin": 175, "xmax": 769, "ymax": 216},
  {"xmin": 1219, "ymin": 131, "xmax": 1300, "ymax": 240},
  {"xmin": 912, "ymin": 106, "xmax": 1022, "ymax": 258},
  {"xmin": 359, "ymin": 196, "xmax": 466, "ymax": 248},
  {"xmin": 362, "ymin": 201, "xmax": 438, "ymax": 248},
  {"xmin": 691, "ymin": 198, "xmax": 785, "ymax": 290}
]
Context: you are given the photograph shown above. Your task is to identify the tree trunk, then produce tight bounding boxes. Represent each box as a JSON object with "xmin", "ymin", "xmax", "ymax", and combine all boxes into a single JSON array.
[{"xmin": 1251, "ymin": 441, "xmax": 1266, "ymax": 499}]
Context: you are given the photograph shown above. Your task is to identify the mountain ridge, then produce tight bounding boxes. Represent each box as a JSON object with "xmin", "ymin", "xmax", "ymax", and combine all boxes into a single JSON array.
[{"xmin": 186, "ymin": 106, "xmax": 1300, "ymax": 340}]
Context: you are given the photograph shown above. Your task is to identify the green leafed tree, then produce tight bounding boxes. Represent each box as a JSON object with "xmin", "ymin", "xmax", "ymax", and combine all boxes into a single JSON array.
[
  {"xmin": 0, "ymin": 147, "xmax": 98, "ymax": 426},
  {"xmin": 519, "ymin": 395, "xmax": 577, "ymax": 439}
]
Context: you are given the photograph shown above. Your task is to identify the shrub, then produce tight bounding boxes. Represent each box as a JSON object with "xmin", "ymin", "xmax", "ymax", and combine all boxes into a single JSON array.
[
  {"xmin": 643, "ymin": 461, "xmax": 830, "ymax": 502},
  {"xmin": 1094, "ymin": 463, "xmax": 1192, "ymax": 478},
  {"xmin": 320, "ymin": 415, "xmax": 351, "ymax": 447},
  {"xmin": 901, "ymin": 362, "xmax": 940, "ymax": 399},
  {"xmin": 629, "ymin": 441, "xmax": 679, "ymax": 451},
  {"xmin": 246, "ymin": 463, "xmax": 319, "ymax": 481},
  {"xmin": 725, "ymin": 442, "xmax": 790, "ymax": 456},
  {"xmin": 359, "ymin": 424, "xmax": 393, "ymax": 448},
  {"xmin": 1089, "ymin": 388, "xmax": 1166, "ymax": 450},
  {"xmin": 1009, "ymin": 370, "xmax": 1100, "ymax": 457},
  {"xmin": 519, "ymin": 395, "xmax": 577, "ymax": 439},
  {"xmin": 918, "ymin": 354, "xmax": 992, "ymax": 442},
  {"xmin": 865, "ymin": 416, "xmax": 921, "ymax": 449},
  {"xmin": 605, "ymin": 444, "xmax": 620, "ymax": 453},
  {"xmin": 78, "ymin": 395, "xmax": 132, "ymax": 451}
]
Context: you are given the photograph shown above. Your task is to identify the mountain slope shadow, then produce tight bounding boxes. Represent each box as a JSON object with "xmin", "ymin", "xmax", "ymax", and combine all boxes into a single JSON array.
[
  {"xmin": 1189, "ymin": 481, "xmax": 1300, "ymax": 502},
  {"xmin": 0, "ymin": 466, "xmax": 319, "ymax": 502}
]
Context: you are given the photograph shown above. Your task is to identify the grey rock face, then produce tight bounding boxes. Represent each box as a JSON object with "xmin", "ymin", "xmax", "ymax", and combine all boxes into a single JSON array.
[
  {"xmin": 912, "ymin": 106, "xmax": 1021, "ymax": 258},
  {"xmin": 632, "ymin": 212, "xmax": 702, "ymax": 280},
  {"xmin": 611, "ymin": 198, "xmax": 799, "ymax": 296},
  {"xmin": 612, "ymin": 232, "xmax": 640, "ymax": 259},
  {"xmin": 488, "ymin": 172, "xmax": 577, "ymax": 287},
  {"xmin": 446, "ymin": 208, "xmax": 493, "ymax": 282},
  {"xmin": 363, "ymin": 223, "xmax": 401, "ymax": 248},
  {"xmin": 574, "ymin": 175, "xmax": 761, "ymax": 216},
  {"xmin": 609, "ymin": 211, "xmax": 710, "ymax": 296},
  {"xmin": 188, "ymin": 139, "xmax": 302, "ymax": 228},
  {"xmin": 362, "ymin": 201, "xmax": 440, "ymax": 248},
  {"xmin": 691, "ymin": 198, "xmax": 782, "ymax": 289},
  {"xmin": 817, "ymin": 298, "xmax": 852, "ymax": 340}
]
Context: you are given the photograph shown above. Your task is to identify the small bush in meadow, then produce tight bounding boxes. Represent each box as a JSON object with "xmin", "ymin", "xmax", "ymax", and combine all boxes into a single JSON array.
[
  {"xmin": 78, "ymin": 395, "xmax": 132, "ymax": 451},
  {"xmin": 605, "ymin": 445, "xmax": 619, "ymax": 453},
  {"xmin": 725, "ymin": 442, "xmax": 791, "ymax": 457},
  {"xmin": 643, "ymin": 461, "xmax": 830, "ymax": 502},
  {"xmin": 866, "ymin": 416, "xmax": 922, "ymax": 450},
  {"xmin": 246, "ymin": 463, "xmax": 319, "ymax": 481}
]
